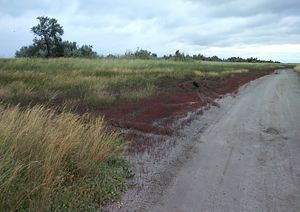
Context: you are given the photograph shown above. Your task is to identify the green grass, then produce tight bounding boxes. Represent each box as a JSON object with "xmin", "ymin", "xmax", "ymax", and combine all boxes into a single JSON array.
[
  {"xmin": 0, "ymin": 105, "xmax": 132, "ymax": 211},
  {"xmin": 0, "ymin": 58, "xmax": 289, "ymax": 108}
]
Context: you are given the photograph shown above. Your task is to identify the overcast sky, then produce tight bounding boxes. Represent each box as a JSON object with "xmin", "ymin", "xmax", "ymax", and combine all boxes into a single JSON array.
[{"xmin": 0, "ymin": 0, "xmax": 300, "ymax": 62}]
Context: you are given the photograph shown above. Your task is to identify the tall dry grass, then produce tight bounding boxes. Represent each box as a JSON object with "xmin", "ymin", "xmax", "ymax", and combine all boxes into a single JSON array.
[
  {"xmin": 294, "ymin": 65, "xmax": 300, "ymax": 73},
  {"xmin": 0, "ymin": 105, "xmax": 124, "ymax": 210}
]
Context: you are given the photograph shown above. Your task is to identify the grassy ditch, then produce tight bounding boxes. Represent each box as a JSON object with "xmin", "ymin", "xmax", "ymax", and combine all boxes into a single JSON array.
[{"xmin": 0, "ymin": 105, "xmax": 132, "ymax": 211}]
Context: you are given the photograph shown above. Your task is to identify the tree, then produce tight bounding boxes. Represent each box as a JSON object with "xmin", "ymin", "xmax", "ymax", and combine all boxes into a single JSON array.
[
  {"xmin": 122, "ymin": 48, "xmax": 157, "ymax": 59},
  {"xmin": 16, "ymin": 16, "xmax": 98, "ymax": 58},
  {"xmin": 174, "ymin": 50, "xmax": 185, "ymax": 61},
  {"xmin": 61, "ymin": 41, "xmax": 78, "ymax": 57},
  {"xmin": 15, "ymin": 45, "xmax": 37, "ymax": 58},
  {"xmin": 31, "ymin": 16, "xmax": 64, "ymax": 57},
  {"xmin": 133, "ymin": 48, "xmax": 156, "ymax": 59},
  {"xmin": 77, "ymin": 45, "xmax": 98, "ymax": 57}
]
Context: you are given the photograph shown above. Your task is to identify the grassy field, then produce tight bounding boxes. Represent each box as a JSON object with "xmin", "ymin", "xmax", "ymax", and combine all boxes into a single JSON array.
[
  {"xmin": 0, "ymin": 58, "xmax": 289, "ymax": 108},
  {"xmin": 0, "ymin": 58, "xmax": 292, "ymax": 211}
]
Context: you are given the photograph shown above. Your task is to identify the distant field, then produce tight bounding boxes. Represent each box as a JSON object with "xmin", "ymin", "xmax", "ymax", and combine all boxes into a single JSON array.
[
  {"xmin": 0, "ymin": 58, "xmax": 289, "ymax": 109},
  {"xmin": 294, "ymin": 65, "xmax": 300, "ymax": 73}
]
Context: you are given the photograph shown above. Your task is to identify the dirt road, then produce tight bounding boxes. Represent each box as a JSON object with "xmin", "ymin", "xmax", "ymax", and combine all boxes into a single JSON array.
[{"xmin": 151, "ymin": 70, "xmax": 300, "ymax": 212}]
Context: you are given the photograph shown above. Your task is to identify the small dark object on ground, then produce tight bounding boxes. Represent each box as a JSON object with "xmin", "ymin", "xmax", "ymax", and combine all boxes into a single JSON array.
[{"xmin": 193, "ymin": 81, "xmax": 200, "ymax": 88}]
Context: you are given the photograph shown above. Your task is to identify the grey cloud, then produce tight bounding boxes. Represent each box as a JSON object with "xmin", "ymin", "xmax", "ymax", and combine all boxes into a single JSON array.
[
  {"xmin": 0, "ymin": 0, "xmax": 299, "ymax": 62},
  {"xmin": 0, "ymin": 0, "xmax": 44, "ymax": 16},
  {"xmin": 208, "ymin": 0, "xmax": 300, "ymax": 17}
]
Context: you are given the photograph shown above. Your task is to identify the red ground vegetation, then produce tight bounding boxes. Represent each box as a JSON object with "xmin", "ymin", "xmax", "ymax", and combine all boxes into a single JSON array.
[
  {"xmin": 95, "ymin": 69, "xmax": 274, "ymax": 152},
  {"xmin": 102, "ymin": 71, "xmax": 271, "ymax": 132}
]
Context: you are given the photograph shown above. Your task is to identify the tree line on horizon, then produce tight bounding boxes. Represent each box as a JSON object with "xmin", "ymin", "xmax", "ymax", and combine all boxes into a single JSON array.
[
  {"xmin": 118, "ymin": 49, "xmax": 280, "ymax": 63},
  {"xmin": 16, "ymin": 16, "xmax": 280, "ymax": 64}
]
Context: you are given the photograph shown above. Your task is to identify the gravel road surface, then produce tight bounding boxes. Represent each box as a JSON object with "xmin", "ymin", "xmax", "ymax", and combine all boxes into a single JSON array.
[{"xmin": 151, "ymin": 70, "xmax": 300, "ymax": 212}]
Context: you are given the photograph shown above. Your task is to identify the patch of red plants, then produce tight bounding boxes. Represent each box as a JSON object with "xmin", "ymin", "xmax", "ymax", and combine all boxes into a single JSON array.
[
  {"xmin": 97, "ymin": 69, "xmax": 275, "ymax": 152},
  {"xmin": 103, "ymin": 92, "xmax": 203, "ymax": 136}
]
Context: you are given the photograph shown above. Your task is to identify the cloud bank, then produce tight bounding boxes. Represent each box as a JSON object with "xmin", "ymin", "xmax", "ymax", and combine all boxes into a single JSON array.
[{"xmin": 0, "ymin": 0, "xmax": 299, "ymax": 62}]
